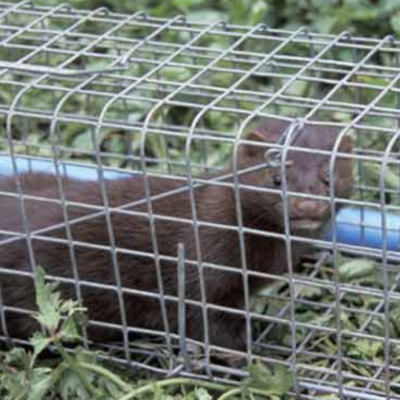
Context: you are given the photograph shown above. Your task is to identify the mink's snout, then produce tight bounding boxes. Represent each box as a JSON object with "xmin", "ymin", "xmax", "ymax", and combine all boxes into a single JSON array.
[{"xmin": 290, "ymin": 198, "xmax": 330, "ymax": 221}]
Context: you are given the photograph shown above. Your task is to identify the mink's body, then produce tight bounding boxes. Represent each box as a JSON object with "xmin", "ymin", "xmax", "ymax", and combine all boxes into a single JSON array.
[{"xmin": 0, "ymin": 119, "xmax": 353, "ymax": 350}]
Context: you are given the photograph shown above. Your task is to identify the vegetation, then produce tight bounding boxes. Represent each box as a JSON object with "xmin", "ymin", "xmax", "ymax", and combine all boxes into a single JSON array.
[
  {"xmin": 0, "ymin": 268, "xmax": 292, "ymax": 400},
  {"xmin": 1, "ymin": 258, "xmax": 398, "ymax": 398},
  {"xmin": 33, "ymin": 0, "xmax": 400, "ymax": 37}
]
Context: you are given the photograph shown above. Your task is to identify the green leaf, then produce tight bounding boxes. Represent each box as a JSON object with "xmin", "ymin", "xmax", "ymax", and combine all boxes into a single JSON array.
[
  {"xmin": 338, "ymin": 259, "xmax": 376, "ymax": 282},
  {"xmin": 72, "ymin": 130, "xmax": 94, "ymax": 152},
  {"xmin": 5, "ymin": 347, "xmax": 31, "ymax": 368},
  {"xmin": 348, "ymin": 339, "xmax": 382, "ymax": 361},
  {"xmin": 299, "ymin": 285, "xmax": 323, "ymax": 300},
  {"xmin": 0, "ymin": 370, "xmax": 28, "ymax": 399},
  {"xmin": 30, "ymin": 332, "xmax": 52, "ymax": 358},
  {"xmin": 244, "ymin": 363, "xmax": 293, "ymax": 395},
  {"xmin": 61, "ymin": 311, "xmax": 85, "ymax": 343},
  {"xmin": 361, "ymin": 162, "xmax": 400, "ymax": 190},
  {"xmin": 28, "ymin": 368, "xmax": 53, "ymax": 400},
  {"xmin": 57, "ymin": 370, "xmax": 90, "ymax": 400},
  {"xmin": 34, "ymin": 267, "xmax": 62, "ymax": 332},
  {"xmin": 101, "ymin": 377, "xmax": 126, "ymax": 398},
  {"xmin": 195, "ymin": 387, "xmax": 212, "ymax": 400}
]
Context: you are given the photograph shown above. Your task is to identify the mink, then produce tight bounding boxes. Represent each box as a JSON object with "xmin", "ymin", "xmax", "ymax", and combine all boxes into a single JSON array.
[{"xmin": 0, "ymin": 119, "xmax": 353, "ymax": 351}]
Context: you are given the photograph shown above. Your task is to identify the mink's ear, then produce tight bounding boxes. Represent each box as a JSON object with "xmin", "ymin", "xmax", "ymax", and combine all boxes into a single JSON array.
[
  {"xmin": 240, "ymin": 124, "xmax": 282, "ymax": 158},
  {"xmin": 240, "ymin": 129, "xmax": 269, "ymax": 158},
  {"xmin": 245, "ymin": 129, "xmax": 271, "ymax": 143}
]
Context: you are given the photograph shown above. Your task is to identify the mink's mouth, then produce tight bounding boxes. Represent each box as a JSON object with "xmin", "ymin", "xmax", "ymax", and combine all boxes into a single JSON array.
[{"xmin": 289, "ymin": 218, "xmax": 323, "ymax": 231}]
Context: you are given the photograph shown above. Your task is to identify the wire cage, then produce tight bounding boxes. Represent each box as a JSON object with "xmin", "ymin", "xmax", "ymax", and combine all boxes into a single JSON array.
[{"xmin": 1, "ymin": 2, "xmax": 400, "ymax": 399}]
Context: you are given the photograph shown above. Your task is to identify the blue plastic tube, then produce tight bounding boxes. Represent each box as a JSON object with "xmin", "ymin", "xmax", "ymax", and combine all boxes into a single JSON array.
[
  {"xmin": 0, "ymin": 155, "xmax": 129, "ymax": 180},
  {"xmin": 326, "ymin": 206, "xmax": 400, "ymax": 252}
]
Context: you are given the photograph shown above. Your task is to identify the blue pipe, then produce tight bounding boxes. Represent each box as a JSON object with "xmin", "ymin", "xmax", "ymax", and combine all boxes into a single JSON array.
[
  {"xmin": 326, "ymin": 207, "xmax": 400, "ymax": 252},
  {"xmin": 0, "ymin": 155, "xmax": 129, "ymax": 180}
]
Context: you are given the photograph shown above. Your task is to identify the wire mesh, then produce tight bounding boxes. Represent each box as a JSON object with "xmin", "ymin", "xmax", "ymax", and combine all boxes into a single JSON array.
[{"xmin": 0, "ymin": 2, "xmax": 400, "ymax": 399}]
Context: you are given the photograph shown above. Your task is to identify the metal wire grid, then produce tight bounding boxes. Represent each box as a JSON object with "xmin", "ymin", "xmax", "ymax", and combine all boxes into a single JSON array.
[{"xmin": 0, "ymin": 2, "xmax": 399, "ymax": 399}]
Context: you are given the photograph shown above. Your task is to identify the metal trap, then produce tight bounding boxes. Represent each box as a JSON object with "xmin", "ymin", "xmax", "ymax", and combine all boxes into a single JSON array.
[{"xmin": 1, "ymin": 2, "xmax": 400, "ymax": 399}]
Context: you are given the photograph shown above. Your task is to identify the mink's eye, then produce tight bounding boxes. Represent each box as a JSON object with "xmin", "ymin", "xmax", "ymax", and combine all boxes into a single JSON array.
[
  {"xmin": 323, "ymin": 171, "xmax": 330, "ymax": 185},
  {"xmin": 273, "ymin": 174, "xmax": 282, "ymax": 186}
]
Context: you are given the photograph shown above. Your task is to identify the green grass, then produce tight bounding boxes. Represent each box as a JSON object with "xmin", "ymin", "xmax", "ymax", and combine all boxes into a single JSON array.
[
  {"xmin": 0, "ymin": 268, "xmax": 293, "ymax": 400},
  {"xmin": 1, "ymin": 256, "xmax": 399, "ymax": 399}
]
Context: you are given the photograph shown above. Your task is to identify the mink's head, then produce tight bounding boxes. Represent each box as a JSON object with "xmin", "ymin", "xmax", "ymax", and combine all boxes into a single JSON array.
[{"xmin": 235, "ymin": 118, "xmax": 353, "ymax": 232}]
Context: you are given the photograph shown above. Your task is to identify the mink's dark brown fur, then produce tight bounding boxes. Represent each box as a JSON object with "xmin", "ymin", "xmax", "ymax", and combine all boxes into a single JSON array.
[{"xmin": 0, "ymin": 119, "xmax": 353, "ymax": 350}]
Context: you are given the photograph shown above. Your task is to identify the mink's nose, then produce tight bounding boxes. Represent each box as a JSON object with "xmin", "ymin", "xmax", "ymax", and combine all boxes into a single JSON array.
[{"xmin": 293, "ymin": 199, "xmax": 329, "ymax": 219}]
